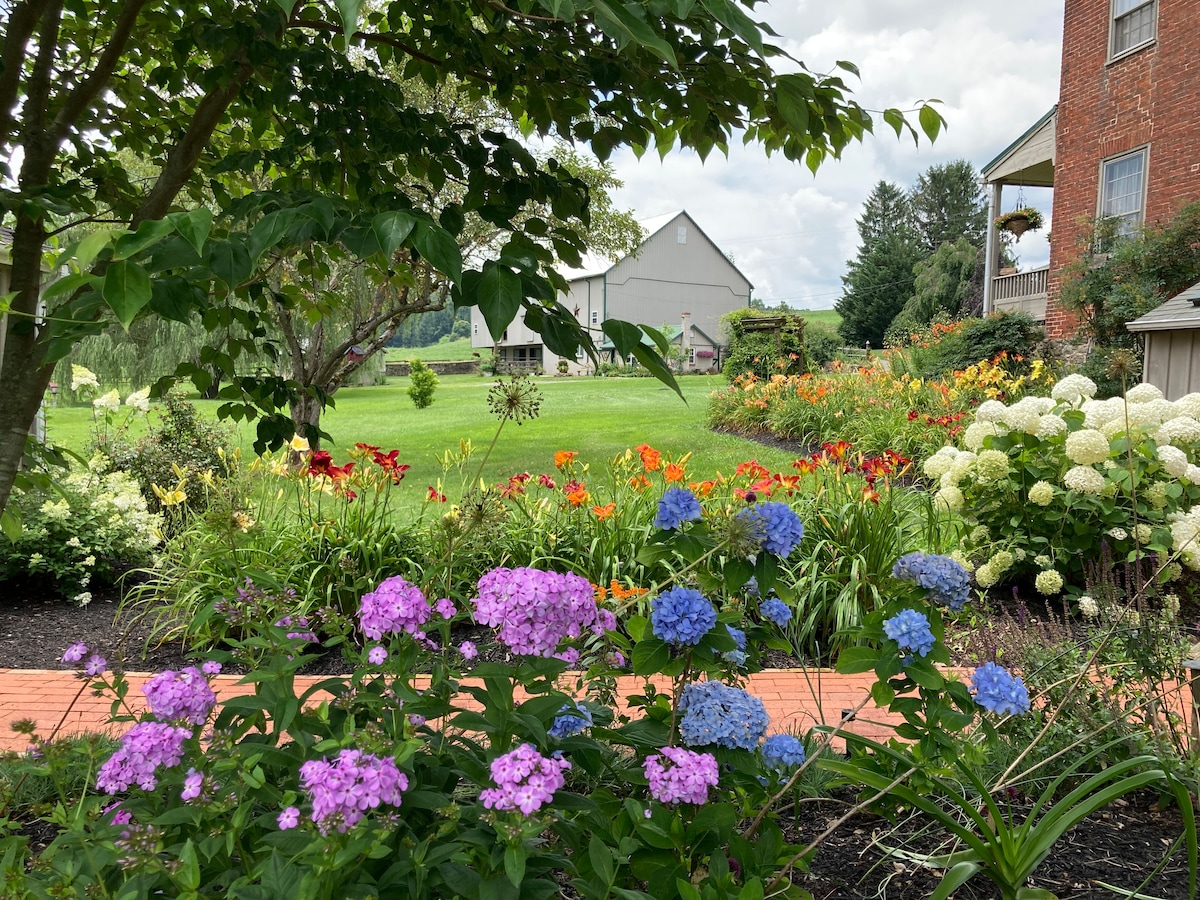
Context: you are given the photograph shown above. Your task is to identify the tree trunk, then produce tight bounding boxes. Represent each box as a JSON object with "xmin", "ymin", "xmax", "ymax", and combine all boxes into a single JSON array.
[{"xmin": 291, "ymin": 393, "xmax": 324, "ymax": 449}]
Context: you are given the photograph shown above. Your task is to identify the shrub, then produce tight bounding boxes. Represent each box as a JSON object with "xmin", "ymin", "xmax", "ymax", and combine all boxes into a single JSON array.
[
  {"xmin": 0, "ymin": 460, "xmax": 161, "ymax": 603},
  {"xmin": 803, "ymin": 321, "xmax": 841, "ymax": 371},
  {"xmin": 407, "ymin": 358, "xmax": 439, "ymax": 408},
  {"xmin": 898, "ymin": 312, "xmax": 1045, "ymax": 379},
  {"xmin": 721, "ymin": 308, "xmax": 806, "ymax": 381}
]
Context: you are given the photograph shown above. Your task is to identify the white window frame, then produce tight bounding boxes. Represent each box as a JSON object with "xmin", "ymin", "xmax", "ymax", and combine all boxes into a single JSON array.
[
  {"xmin": 1110, "ymin": 0, "xmax": 1156, "ymax": 60},
  {"xmin": 590, "ymin": 310, "xmax": 599, "ymax": 325},
  {"xmin": 1098, "ymin": 146, "xmax": 1149, "ymax": 240},
  {"xmin": 687, "ymin": 347, "xmax": 696, "ymax": 364},
  {"xmin": 472, "ymin": 322, "xmax": 478, "ymax": 335}
]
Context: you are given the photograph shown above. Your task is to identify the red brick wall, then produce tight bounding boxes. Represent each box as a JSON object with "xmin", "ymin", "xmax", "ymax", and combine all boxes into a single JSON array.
[{"xmin": 1046, "ymin": 0, "xmax": 1200, "ymax": 339}]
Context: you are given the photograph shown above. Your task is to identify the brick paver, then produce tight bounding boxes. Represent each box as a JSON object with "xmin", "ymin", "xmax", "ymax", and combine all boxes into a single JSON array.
[{"xmin": 0, "ymin": 667, "xmax": 921, "ymax": 753}]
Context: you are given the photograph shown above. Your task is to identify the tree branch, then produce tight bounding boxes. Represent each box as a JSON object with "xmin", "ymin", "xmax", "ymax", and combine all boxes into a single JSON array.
[
  {"xmin": 50, "ymin": 0, "xmax": 150, "ymax": 145},
  {"xmin": 0, "ymin": 0, "xmax": 52, "ymax": 145},
  {"xmin": 290, "ymin": 21, "xmax": 496, "ymax": 85}
]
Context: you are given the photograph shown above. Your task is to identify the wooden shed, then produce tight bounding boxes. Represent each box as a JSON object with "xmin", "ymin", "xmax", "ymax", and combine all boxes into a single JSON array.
[{"xmin": 1127, "ymin": 280, "xmax": 1200, "ymax": 400}]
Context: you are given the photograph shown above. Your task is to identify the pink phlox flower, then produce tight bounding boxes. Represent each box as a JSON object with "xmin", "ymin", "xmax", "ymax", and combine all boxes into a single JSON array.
[
  {"xmin": 96, "ymin": 722, "xmax": 191, "ymax": 794},
  {"xmin": 61, "ymin": 642, "xmax": 88, "ymax": 664},
  {"xmin": 435, "ymin": 597, "xmax": 457, "ymax": 619},
  {"xmin": 644, "ymin": 746, "xmax": 719, "ymax": 805},
  {"xmin": 478, "ymin": 743, "xmax": 570, "ymax": 815},
  {"xmin": 459, "ymin": 641, "xmax": 478, "ymax": 660},
  {"xmin": 84, "ymin": 654, "xmax": 107, "ymax": 676},
  {"xmin": 473, "ymin": 567, "xmax": 600, "ymax": 657},
  {"xmin": 143, "ymin": 667, "xmax": 217, "ymax": 726},
  {"xmin": 298, "ymin": 749, "xmax": 407, "ymax": 833},
  {"xmin": 358, "ymin": 577, "xmax": 432, "ymax": 640}
]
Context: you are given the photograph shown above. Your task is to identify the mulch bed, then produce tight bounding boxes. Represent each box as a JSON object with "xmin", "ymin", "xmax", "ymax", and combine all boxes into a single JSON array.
[{"xmin": 1, "ymin": 585, "xmax": 1195, "ymax": 898}]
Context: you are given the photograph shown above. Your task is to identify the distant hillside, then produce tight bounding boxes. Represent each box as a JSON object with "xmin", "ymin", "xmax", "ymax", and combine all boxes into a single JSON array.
[
  {"xmin": 386, "ymin": 338, "xmax": 477, "ymax": 361},
  {"xmin": 794, "ymin": 309, "xmax": 841, "ymax": 329}
]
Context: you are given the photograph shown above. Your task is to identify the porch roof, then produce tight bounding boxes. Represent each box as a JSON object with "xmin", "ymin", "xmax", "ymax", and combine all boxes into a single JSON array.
[
  {"xmin": 1127, "ymin": 280, "xmax": 1200, "ymax": 332},
  {"xmin": 982, "ymin": 106, "xmax": 1057, "ymax": 187}
]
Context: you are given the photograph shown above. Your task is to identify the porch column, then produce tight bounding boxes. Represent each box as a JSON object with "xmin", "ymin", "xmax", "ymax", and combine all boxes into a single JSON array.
[{"xmin": 982, "ymin": 181, "xmax": 1002, "ymax": 316}]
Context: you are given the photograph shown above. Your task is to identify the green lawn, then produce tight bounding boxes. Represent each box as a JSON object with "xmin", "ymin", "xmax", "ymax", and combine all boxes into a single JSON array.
[
  {"xmin": 794, "ymin": 309, "xmax": 840, "ymax": 329},
  {"xmin": 385, "ymin": 339, "xmax": 477, "ymax": 361},
  {"xmin": 45, "ymin": 375, "xmax": 801, "ymax": 498}
]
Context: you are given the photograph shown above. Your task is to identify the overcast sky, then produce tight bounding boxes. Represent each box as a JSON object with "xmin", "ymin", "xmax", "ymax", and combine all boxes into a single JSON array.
[{"xmin": 604, "ymin": 1, "xmax": 1064, "ymax": 310}]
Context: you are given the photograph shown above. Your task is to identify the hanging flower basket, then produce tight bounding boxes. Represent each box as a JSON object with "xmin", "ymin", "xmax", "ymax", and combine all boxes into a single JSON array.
[{"xmin": 994, "ymin": 207, "xmax": 1045, "ymax": 241}]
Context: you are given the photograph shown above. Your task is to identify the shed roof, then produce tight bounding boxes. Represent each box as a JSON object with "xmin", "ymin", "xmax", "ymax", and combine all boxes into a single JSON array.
[
  {"xmin": 598, "ymin": 322, "xmax": 719, "ymax": 351},
  {"xmin": 982, "ymin": 106, "xmax": 1057, "ymax": 187},
  {"xmin": 1127, "ymin": 280, "xmax": 1200, "ymax": 332}
]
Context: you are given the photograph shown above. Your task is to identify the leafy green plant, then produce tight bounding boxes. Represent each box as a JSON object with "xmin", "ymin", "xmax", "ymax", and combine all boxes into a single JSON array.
[
  {"xmin": 407, "ymin": 358, "xmax": 439, "ymax": 409},
  {"xmin": 721, "ymin": 308, "xmax": 806, "ymax": 382}
]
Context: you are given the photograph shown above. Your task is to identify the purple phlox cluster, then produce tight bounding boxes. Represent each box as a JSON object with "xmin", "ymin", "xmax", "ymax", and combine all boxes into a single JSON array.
[
  {"xmin": 970, "ymin": 663, "xmax": 1032, "ymax": 716},
  {"xmin": 548, "ymin": 703, "xmax": 593, "ymax": 739},
  {"xmin": 654, "ymin": 487, "xmax": 703, "ymax": 530},
  {"xmin": 180, "ymin": 767, "xmax": 216, "ymax": 802},
  {"xmin": 358, "ymin": 576, "xmax": 432, "ymax": 640},
  {"xmin": 882, "ymin": 609, "xmax": 936, "ymax": 663},
  {"xmin": 61, "ymin": 641, "xmax": 88, "ymax": 664},
  {"xmin": 759, "ymin": 596, "xmax": 792, "ymax": 627},
  {"xmin": 368, "ymin": 646, "xmax": 388, "ymax": 665},
  {"xmin": 435, "ymin": 597, "xmax": 457, "ymax": 619},
  {"xmin": 892, "ymin": 553, "xmax": 972, "ymax": 611},
  {"xmin": 215, "ymin": 579, "xmax": 297, "ymax": 628},
  {"xmin": 606, "ymin": 650, "xmax": 627, "ymax": 668},
  {"xmin": 143, "ymin": 666, "xmax": 217, "ymax": 726},
  {"xmin": 595, "ymin": 607, "xmax": 617, "ymax": 633},
  {"xmin": 103, "ymin": 804, "xmax": 133, "ymax": 828},
  {"xmin": 644, "ymin": 746, "xmax": 718, "ymax": 805},
  {"xmin": 678, "ymin": 681, "xmax": 769, "ymax": 750},
  {"xmin": 473, "ymin": 567, "xmax": 601, "ymax": 657},
  {"xmin": 650, "ymin": 587, "xmax": 717, "ymax": 646},
  {"xmin": 736, "ymin": 502, "xmax": 805, "ymax": 558},
  {"xmin": 409, "ymin": 714, "xmax": 426, "ymax": 727},
  {"xmin": 459, "ymin": 641, "xmax": 478, "ymax": 660},
  {"xmin": 277, "ymin": 806, "xmax": 300, "ymax": 830},
  {"xmin": 201, "ymin": 661, "xmax": 222, "ymax": 675},
  {"xmin": 479, "ymin": 743, "xmax": 571, "ymax": 815},
  {"xmin": 298, "ymin": 749, "xmax": 408, "ymax": 833},
  {"xmin": 723, "ymin": 625, "xmax": 748, "ymax": 666},
  {"xmin": 274, "ymin": 614, "xmax": 317, "ymax": 643},
  {"xmin": 96, "ymin": 721, "xmax": 191, "ymax": 794},
  {"xmin": 761, "ymin": 734, "xmax": 807, "ymax": 771},
  {"xmin": 84, "ymin": 654, "xmax": 107, "ymax": 676},
  {"xmin": 556, "ymin": 646, "xmax": 580, "ymax": 666}
]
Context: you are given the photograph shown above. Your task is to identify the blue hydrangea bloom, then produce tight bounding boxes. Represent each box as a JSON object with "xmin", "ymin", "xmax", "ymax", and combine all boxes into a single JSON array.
[
  {"xmin": 737, "ymin": 502, "xmax": 805, "ymax": 558},
  {"xmin": 892, "ymin": 552, "xmax": 972, "ymax": 611},
  {"xmin": 761, "ymin": 733, "xmax": 807, "ymax": 771},
  {"xmin": 759, "ymin": 597, "xmax": 792, "ymax": 627},
  {"xmin": 744, "ymin": 577, "xmax": 760, "ymax": 598},
  {"xmin": 883, "ymin": 608, "xmax": 936, "ymax": 662},
  {"xmin": 548, "ymin": 704, "xmax": 593, "ymax": 738},
  {"xmin": 654, "ymin": 487, "xmax": 703, "ymax": 530},
  {"xmin": 650, "ymin": 588, "xmax": 717, "ymax": 646},
  {"xmin": 678, "ymin": 681, "xmax": 770, "ymax": 750},
  {"xmin": 723, "ymin": 625, "xmax": 748, "ymax": 665},
  {"xmin": 970, "ymin": 662, "xmax": 1031, "ymax": 716}
]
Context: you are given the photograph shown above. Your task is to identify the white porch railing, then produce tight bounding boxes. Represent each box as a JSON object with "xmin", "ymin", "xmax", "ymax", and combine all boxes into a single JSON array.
[{"xmin": 991, "ymin": 265, "xmax": 1049, "ymax": 321}]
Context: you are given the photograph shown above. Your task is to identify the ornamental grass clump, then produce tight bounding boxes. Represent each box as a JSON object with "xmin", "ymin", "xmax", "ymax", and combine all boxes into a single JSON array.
[{"xmin": 945, "ymin": 374, "xmax": 1200, "ymax": 591}]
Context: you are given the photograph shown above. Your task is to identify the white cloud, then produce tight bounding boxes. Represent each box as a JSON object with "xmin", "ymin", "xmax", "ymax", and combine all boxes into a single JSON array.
[{"xmin": 606, "ymin": 1, "xmax": 1065, "ymax": 308}]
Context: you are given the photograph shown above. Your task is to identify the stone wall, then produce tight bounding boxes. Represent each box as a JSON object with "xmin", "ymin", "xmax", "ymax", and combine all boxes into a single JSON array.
[{"xmin": 385, "ymin": 359, "xmax": 481, "ymax": 377}]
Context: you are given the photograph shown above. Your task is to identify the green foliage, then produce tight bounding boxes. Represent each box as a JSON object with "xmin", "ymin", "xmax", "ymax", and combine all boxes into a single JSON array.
[
  {"xmin": 802, "ymin": 322, "xmax": 842, "ymax": 371},
  {"xmin": 721, "ymin": 309, "xmax": 806, "ymax": 381},
  {"xmin": 1060, "ymin": 201, "xmax": 1200, "ymax": 356},
  {"xmin": 909, "ymin": 160, "xmax": 989, "ymax": 254},
  {"xmin": 103, "ymin": 393, "xmax": 235, "ymax": 518},
  {"xmin": 0, "ymin": 462, "xmax": 161, "ymax": 603},
  {"xmin": 902, "ymin": 313, "xmax": 1044, "ymax": 379},
  {"xmin": 407, "ymin": 359, "xmax": 439, "ymax": 409},
  {"xmin": 885, "ymin": 238, "xmax": 983, "ymax": 343}
]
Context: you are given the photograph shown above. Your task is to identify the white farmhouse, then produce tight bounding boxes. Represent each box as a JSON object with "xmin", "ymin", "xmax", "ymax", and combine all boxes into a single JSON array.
[{"xmin": 470, "ymin": 210, "xmax": 753, "ymax": 373}]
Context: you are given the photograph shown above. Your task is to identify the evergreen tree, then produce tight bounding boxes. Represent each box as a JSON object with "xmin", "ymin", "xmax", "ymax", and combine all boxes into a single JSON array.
[
  {"xmin": 910, "ymin": 160, "xmax": 989, "ymax": 254},
  {"xmin": 836, "ymin": 182, "xmax": 923, "ymax": 348}
]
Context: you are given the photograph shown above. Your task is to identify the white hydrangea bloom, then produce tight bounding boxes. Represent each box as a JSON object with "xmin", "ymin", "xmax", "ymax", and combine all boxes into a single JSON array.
[
  {"xmin": 990, "ymin": 550, "xmax": 1014, "ymax": 572},
  {"xmin": 935, "ymin": 485, "xmax": 964, "ymax": 512},
  {"xmin": 963, "ymin": 421, "xmax": 1000, "ymax": 451},
  {"xmin": 974, "ymin": 449, "xmax": 1010, "ymax": 482},
  {"xmin": 1064, "ymin": 429, "xmax": 1111, "ymax": 466},
  {"xmin": 940, "ymin": 469, "xmax": 962, "ymax": 489},
  {"xmin": 73, "ymin": 592, "xmax": 92, "ymax": 606},
  {"xmin": 1013, "ymin": 547, "xmax": 1026, "ymax": 561},
  {"xmin": 1034, "ymin": 554, "xmax": 1051, "ymax": 568},
  {"xmin": 1133, "ymin": 523, "xmax": 1152, "ymax": 544},
  {"xmin": 40, "ymin": 499, "xmax": 71, "ymax": 521},
  {"xmin": 70, "ymin": 364, "xmax": 99, "ymax": 391},
  {"xmin": 1036, "ymin": 414, "xmax": 1068, "ymax": 439},
  {"xmin": 950, "ymin": 452, "xmax": 977, "ymax": 480},
  {"xmin": 125, "ymin": 387, "xmax": 151, "ymax": 413},
  {"xmin": 969, "ymin": 525, "xmax": 990, "ymax": 544},
  {"xmin": 1051, "ymin": 373, "xmax": 1097, "ymax": 406},
  {"xmin": 974, "ymin": 400, "xmax": 1008, "ymax": 423},
  {"xmin": 923, "ymin": 446, "xmax": 959, "ymax": 480},
  {"xmin": 92, "ymin": 389, "xmax": 121, "ymax": 412},
  {"xmin": 1078, "ymin": 595, "xmax": 1100, "ymax": 618},
  {"xmin": 1145, "ymin": 398, "xmax": 1179, "ymax": 424},
  {"xmin": 948, "ymin": 549, "xmax": 975, "ymax": 573},
  {"xmin": 1125, "ymin": 382, "xmax": 1164, "ymax": 403},
  {"xmin": 1107, "ymin": 527, "xmax": 1128, "ymax": 541},
  {"xmin": 974, "ymin": 562, "xmax": 999, "ymax": 589},
  {"xmin": 1168, "ymin": 507, "xmax": 1200, "ymax": 570},
  {"xmin": 1082, "ymin": 398, "xmax": 1121, "ymax": 428},
  {"xmin": 1158, "ymin": 416, "xmax": 1200, "ymax": 445},
  {"xmin": 1029, "ymin": 481, "xmax": 1055, "ymax": 506},
  {"xmin": 1000, "ymin": 400, "xmax": 1042, "ymax": 434},
  {"xmin": 1064, "ymin": 465, "xmax": 1106, "ymax": 495},
  {"xmin": 1174, "ymin": 393, "xmax": 1200, "ymax": 420},
  {"xmin": 1035, "ymin": 569, "xmax": 1064, "ymax": 595},
  {"xmin": 1147, "ymin": 481, "xmax": 1171, "ymax": 507},
  {"xmin": 1164, "ymin": 561, "xmax": 1183, "ymax": 581},
  {"xmin": 1157, "ymin": 445, "xmax": 1189, "ymax": 478},
  {"xmin": 1101, "ymin": 418, "xmax": 1129, "ymax": 439}
]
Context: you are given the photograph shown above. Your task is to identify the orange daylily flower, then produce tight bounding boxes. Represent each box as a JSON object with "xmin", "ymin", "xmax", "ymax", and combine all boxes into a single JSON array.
[
  {"xmin": 628, "ymin": 474, "xmax": 652, "ymax": 491},
  {"xmin": 567, "ymin": 487, "xmax": 590, "ymax": 507},
  {"xmin": 689, "ymin": 479, "xmax": 717, "ymax": 497},
  {"xmin": 734, "ymin": 460, "xmax": 769, "ymax": 480},
  {"xmin": 634, "ymin": 443, "xmax": 661, "ymax": 472},
  {"xmin": 664, "ymin": 462, "xmax": 685, "ymax": 483},
  {"xmin": 554, "ymin": 450, "xmax": 578, "ymax": 469},
  {"xmin": 592, "ymin": 502, "xmax": 616, "ymax": 520}
]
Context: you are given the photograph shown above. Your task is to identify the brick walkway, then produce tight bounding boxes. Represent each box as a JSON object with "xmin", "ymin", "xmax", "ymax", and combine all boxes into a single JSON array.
[{"xmin": 0, "ymin": 667, "xmax": 916, "ymax": 753}]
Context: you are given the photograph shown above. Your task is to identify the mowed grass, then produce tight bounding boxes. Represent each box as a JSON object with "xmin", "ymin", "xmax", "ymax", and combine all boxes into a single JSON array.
[
  {"xmin": 45, "ymin": 375, "xmax": 801, "ymax": 497},
  {"xmin": 385, "ymin": 339, "xmax": 477, "ymax": 361},
  {"xmin": 794, "ymin": 309, "xmax": 840, "ymax": 329}
]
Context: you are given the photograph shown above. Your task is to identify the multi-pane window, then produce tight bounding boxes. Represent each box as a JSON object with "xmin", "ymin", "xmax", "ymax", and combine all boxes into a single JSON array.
[
  {"xmin": 591, "ymin": 311, "xmax": 599, "ymax": 325},
  {"xmin": 1111, "ymin": 0, "xmax": 1155, "ymax": 57},
  {"xmin": 1100, "ymin": 148, "xmax": 1147, "ymax": 237}
]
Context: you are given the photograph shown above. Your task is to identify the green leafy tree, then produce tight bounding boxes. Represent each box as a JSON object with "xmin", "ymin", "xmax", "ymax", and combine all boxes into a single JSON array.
[
  {"xmin": 885, "ymin": 236, "xmax": 983, "ymax": 343},
  {"xmin": 836, "ymin": 181, "xmax": 924, "ymax": 348},
  {"xmin": 0, "ymin": 0, "xmax": 942, "ymax": 520},
  {"xmin": 908, "ymin": 159, "xmax": 989, "ymax": 254},
  {"xmin": 406, "ymin": 358, "xmax": 438, "ymax": 409}
]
